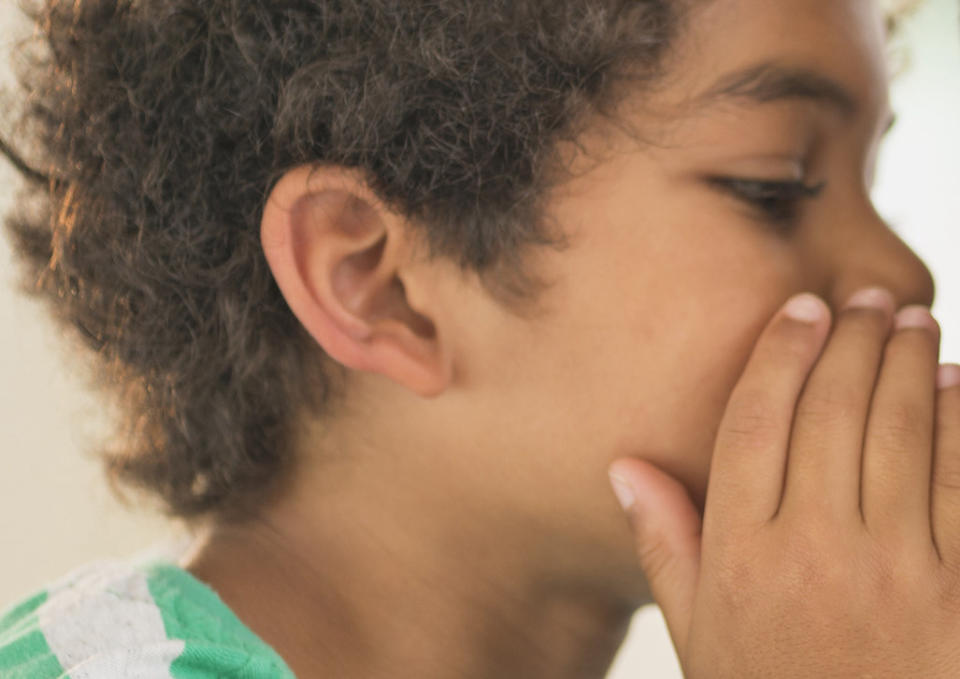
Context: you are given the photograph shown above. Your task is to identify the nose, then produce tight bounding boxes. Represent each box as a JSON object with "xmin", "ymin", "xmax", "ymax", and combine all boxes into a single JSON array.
[{"xmin": 826, "ymin": 211, "xmax": 936, "ymax": 313}]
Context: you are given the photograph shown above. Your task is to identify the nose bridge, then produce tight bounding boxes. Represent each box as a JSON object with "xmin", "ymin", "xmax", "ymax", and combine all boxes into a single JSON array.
[{"xmin": 826, "ymin": 214, "xmax": 936, "ymax": 312}]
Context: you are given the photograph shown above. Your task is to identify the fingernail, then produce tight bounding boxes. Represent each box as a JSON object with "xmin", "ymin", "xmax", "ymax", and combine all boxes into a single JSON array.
[
  {"xmin": 938, "ymin": 364, "xmax": 960, "ymax": 390},
  {"xmin": 608, "ymin": 472, "xmax": 636, "ymax": 511},
  {"xmin": 783, "ymin": 293, "xmax": 827, "ymax": 324},
  {"xmin": 843, "ymin": 287, "xmax": 895, "ymax": 314},
  {"xmin": 894, "ymin": 306, "xmax": 940, "ymax": 335}
]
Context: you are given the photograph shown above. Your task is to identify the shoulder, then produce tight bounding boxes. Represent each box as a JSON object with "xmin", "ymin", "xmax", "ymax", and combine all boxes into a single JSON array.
[{"xmin": 0, "ymin": 558, "xmax": 296, "ymax": 678}]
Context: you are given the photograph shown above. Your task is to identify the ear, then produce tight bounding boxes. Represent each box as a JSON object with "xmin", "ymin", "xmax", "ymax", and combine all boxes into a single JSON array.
[{"xmin": 260, "ymin": 165, "xmax": 453, "ymax": 398}]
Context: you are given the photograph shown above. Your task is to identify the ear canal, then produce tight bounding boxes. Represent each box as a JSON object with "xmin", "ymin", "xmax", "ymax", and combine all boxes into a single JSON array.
[
  {"xmin": 331, "ymin": 231, "xmax": 435, "ymax": 341},
  {"xmin": 389, "ymin": 277, "xmax": 436, "ymax": 339},
  {"xmin": 362, "ymin": 275, "xmax": 436, "ymax": 339}
]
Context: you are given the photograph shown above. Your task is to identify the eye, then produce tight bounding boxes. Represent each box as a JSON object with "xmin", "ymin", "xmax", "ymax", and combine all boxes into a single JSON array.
[{"xmin": 707, "ymin": 177, "xmax": 827, "ymax": 228}]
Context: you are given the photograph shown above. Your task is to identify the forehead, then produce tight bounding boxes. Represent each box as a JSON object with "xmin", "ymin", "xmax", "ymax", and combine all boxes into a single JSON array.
[{"xmin": 658, "ymin": 0, "xmax": 890, "ymax": 114}]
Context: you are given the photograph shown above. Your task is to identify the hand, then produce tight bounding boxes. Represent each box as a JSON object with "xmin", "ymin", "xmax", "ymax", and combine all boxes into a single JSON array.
[{"xmin": 608, "ymin": 288, "xmax": 960, "ymax": 678}]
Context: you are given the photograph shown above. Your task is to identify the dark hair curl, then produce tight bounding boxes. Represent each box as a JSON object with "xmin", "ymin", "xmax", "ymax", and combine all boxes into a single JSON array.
[{"xmin": 0, "ymin": 0, "xmax": 681, "ymax": 524}]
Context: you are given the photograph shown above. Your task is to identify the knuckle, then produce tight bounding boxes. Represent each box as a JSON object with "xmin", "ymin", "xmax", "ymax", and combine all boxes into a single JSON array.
[
  {"xmin": 806, "ymin": 380, "xmax": 864, "ymax": 413},
  {"xmin": 777, "ymin": 531, "xmax": 909, "ymax": 609},
  {"xmin": 712, "ymin": 548, "xmax": 762, "ymax": 612},
  {"xmin": 719, "ymin": 426, "xmax": 777, "ymax": 454},
  {"xmin": 934, "ymin": 464, "xmax": 960, "ymax": 495},
  {"xmin": 873, "ymin": 401, "xmax": 925, "ymax": 445},
  {"xmin": 722, "ymin": 392, "xmax": 783, "ymax": 446},
  {"xmin": 776, "ymin": 522, "xmax": 842, "ymax": 591},
  {"xmin": 706, "ymin": 524, "xmax": 770, "ymax": 611},
  {"xmin": 722, "ymin": 425, "xmax": 781, "ymax": 453},
  {"xmin": 858, "ymin": 533, "xmax": 938, "ymax": 611},
  {"xmin": 937, "ymin": 565, "xmax": 960, "ymax": 616},
  {"xmin": 782, "ymin": 551, "xmax": 838, "ymax": 599},
  {"xmin": 635, "ymin": 538, "xmax": 679, "ymax": 587},
  {"xmin": 795, "ymin": 393, "xmax": 857, "ymax": 428},
  {"xmin": 941, "ymin": 587, "xmax": 960, "ymax": 619},
  {"xmin": 776, "ymin": 519, "xmax": 882, "ymax": 587},
  {"xmin": 858, "ymin": 544, "xmax": 910, "ymax": 602}
]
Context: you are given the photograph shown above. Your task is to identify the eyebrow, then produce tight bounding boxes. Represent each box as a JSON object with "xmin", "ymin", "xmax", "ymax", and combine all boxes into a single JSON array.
[{"xmin": 699, "ymin": 61, "xmax": 860, "ymax": 118}]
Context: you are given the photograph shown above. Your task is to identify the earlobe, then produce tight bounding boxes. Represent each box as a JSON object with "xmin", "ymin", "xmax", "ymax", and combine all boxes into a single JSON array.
[{"xmin": 260, "ymin": 165, "xmax": 453, "ymax": 398}]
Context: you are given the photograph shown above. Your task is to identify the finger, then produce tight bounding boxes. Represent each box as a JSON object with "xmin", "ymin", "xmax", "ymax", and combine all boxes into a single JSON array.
[
  {"xmin": 932, "ymin": 364, "xmax": 960, "ymax": 564},
  {"xmin": 861, "ymin": 306, "xmax": 940, "ymax": 545},
  {"xmin": 777, "ymin": 288, "xmax": 895, "ymax": 522},
  {"xmin": 609, "ymin": 458, "xmax": 702, "ymax": 656},
  {"xmin": 704, "ymin": 293, "xmax": 830, "ymax": 538}
]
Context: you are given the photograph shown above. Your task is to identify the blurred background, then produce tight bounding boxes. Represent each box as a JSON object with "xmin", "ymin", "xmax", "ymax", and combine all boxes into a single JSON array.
[{"xmin": 0, "ymin": 1, "xmax": 957, "ymax": 677}]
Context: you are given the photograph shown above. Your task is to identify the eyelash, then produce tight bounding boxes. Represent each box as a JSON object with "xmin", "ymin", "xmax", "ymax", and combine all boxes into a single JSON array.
[{"xmin": 709, "ymin": 177, "xmax": 827, "ymax": 227}]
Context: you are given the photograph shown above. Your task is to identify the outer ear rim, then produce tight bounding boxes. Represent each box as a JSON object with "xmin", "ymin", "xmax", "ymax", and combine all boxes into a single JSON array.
[{"xmin": 259, "ymin": 164, "xmax": 454, "ymax": 399}]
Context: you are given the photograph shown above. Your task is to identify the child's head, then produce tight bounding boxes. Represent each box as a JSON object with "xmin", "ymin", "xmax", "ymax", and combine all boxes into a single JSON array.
[{"xmin": 2, "ymin": 0, "xmax": 934, "ymax": 586}]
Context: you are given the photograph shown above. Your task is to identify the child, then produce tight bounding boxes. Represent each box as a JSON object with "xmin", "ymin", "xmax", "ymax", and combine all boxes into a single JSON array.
[{"xmin": 1, "ymin": 0, "xmax": 957, "ymax": 677}]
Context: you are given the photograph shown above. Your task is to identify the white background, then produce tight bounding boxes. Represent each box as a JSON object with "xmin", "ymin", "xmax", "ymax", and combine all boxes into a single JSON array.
[{"xmin": 1, "ymin": 2, "xmax": 957, "ymax": 677}]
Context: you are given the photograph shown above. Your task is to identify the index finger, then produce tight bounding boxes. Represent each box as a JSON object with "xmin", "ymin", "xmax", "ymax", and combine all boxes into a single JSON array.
[{"xmin": 702, "ymin": 293, "xmax": 831, "ymax": 540}]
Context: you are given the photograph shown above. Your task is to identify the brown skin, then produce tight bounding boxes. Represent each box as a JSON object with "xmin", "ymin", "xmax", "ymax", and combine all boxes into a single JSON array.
[
  {"xmin": 181, "ymin": 0, "xmax": 939, "ymax": 677},
  {"xmin": 611, "ymin": 290, "xmax": 960, "ymax": 677}
]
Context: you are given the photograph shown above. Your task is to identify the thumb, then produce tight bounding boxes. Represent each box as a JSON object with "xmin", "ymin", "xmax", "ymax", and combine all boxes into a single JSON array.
[{"xmin": 608, "ymin": 457, "xmax": 702, "ymax": 655}]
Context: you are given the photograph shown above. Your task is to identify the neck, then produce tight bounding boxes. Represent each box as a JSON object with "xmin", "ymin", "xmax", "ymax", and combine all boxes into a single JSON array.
[
  {"xmin": 181, "ymin": 390, "xmax": 652, "ymax": 678},
  {"xmin": 180, "ymin": 472, "xmax": 649, "ymax": 679}
]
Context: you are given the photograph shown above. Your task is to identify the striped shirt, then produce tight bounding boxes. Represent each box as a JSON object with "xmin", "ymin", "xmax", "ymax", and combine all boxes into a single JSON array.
[{"xmin": 0, "ymin": 557, "xmax": 296, "ymax": 678}]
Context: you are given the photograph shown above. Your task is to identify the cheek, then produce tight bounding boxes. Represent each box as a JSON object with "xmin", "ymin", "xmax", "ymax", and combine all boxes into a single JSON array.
[
  {"xmin": 653, "ymin": 311, "xmax": 773, "ymax": 511},
  {"xmin": 512, "ymin": 162, "xmax": 804, "ymax": 503},
  {"xmin": 586, "ymin": 301, "xmax": 770, "ymax": 512},
  {"xmin": 583, "ymin": 255, "xmax": 798, "ymax": 511}
]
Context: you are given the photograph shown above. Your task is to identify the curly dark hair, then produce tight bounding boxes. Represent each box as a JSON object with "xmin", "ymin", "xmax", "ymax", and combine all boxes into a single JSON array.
[{"xmin": 0, "ymin": 0, "xmax": 684, "ymax": 525}]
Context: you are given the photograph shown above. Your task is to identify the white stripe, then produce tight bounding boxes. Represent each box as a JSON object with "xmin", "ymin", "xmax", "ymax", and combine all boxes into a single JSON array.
[
  {"xmin": 54, "ymin": 641, "xmax": 187, "ymax": 679},
  {"xmin": 37, "ymin": 561, "xmax": 182, "ymax": 679}
]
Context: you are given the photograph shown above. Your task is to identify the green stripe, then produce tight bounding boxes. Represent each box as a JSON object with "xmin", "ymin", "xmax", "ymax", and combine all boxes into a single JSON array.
[
  {"xmin": 143, "ymin": 561, "xmax": 296, "ymax": 679},
  {"xmin": 0, "ymin": 590, "xmax": 48, "ymax": 638},
  {"xmin": 0, "ymin": 591, "xmax": 69, "ymax": 679}
]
